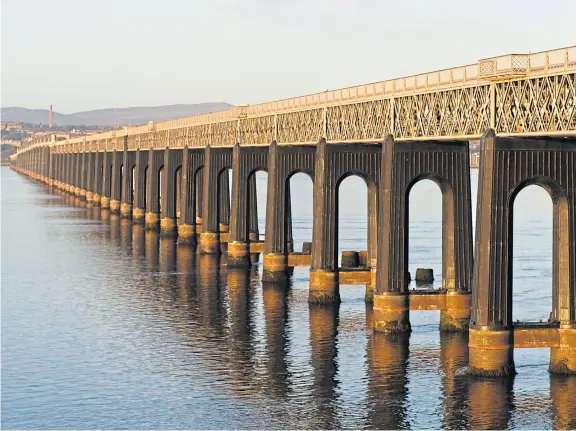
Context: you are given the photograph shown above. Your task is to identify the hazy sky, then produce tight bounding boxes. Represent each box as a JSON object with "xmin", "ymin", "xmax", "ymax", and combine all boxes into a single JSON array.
[{"xmin": 2, "ymin": 0, "xmax": 575, "ymax": 113}]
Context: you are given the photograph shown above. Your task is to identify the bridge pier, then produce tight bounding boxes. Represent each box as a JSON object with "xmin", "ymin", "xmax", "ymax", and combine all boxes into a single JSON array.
[
  {"xmin": 177, "ymin": 147, "xmax": 204, "ymax": 244},
  {"xmin": 310, "ymin": 140, "xmax": 380, "ymax": 304},
  {"xmin": 120, "ymin": 147, "xmax": 135, "ymax": 219},
  {"xmin": 72, "ymin": 152, "xmax": 80, "ymax": 196},
  {"xmin": 199, "ymin": 146, "xmax": 232, "ymax": 254},
  {"xmin": 228, "ymin": 144, "xmax": 268, "ymax": 267},
  {"xmin": 66, "ymin": 152, "xmax": 73, "ymax": 194},
  {"xmin": 263, "ymin": 142, "xmax": 315, "ymax": 282},
  {"xmin": 109, "ymin": 150, "xmax": 123, "ymax": 213},
  {"xmin": 373, "ymin": 136, "xmax": 473, "ymax": 333},
  {"xmin": 195, "ymin": 166, "xmax": 204, "ymax": 234},
  {"xmin": 469, "ymin": 132, "xmax": 576, "ymax": 376},
  {"xmin": 159, "ymin": 148, "xmax": 181, "ymax": 236},
  {"xmin": 77, "ymin": 151, "xmax": 87, "ymax": 199},
  {"xmin": 132, "ymin": 149, "xmax": 147, "ymax": 223},
  {"xmin": 85, "ymin": 152, "xmax": 95, "ymax": 203},
  {"xmin": 145, "ymin": 149, "xmax": 164, "ymax": 230},
  {"xmin": 93, "ymin": 151, "xmax": 103, "ymax": 206},
  {"xmin": 101, "ymin": 150, "xmax": 113, "ymax": 209}
]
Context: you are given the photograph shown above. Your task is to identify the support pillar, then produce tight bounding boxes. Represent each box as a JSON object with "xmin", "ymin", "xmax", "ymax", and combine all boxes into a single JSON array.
[
  {"xmin": 310, "ymin": 139, "xmax": 339, "ymax": 304},
  {"xmin": 374, "ymin": 136, "xmax": 473, "ymax": 333},
  {"xmin": 145, "ymin": 149, "xmax": 163, "ymax": 230},
  {"xmin": 78, "ymin": 151, "xmax": 88, "ymax": 199},
  {"xmin": 199, "ymin": 146, "xmax": 232, "ymax": 254},
  {"xmin": 93, "ymin": 151, "xmax": 103, "ymax": 206},
  {"xmin": 160, "ymin": 148, "xmax": 180, "ymax": 236},
  {"xmin": 101, "ymin": 151, "xmax": 112, "ymax": 209},
  {"xmin": 469, "ymin": 132, "xmax": 576, "ymax": 376},
  {"xmin": 120, "ymin": 144, "xmax": 133, "ymax": 219},
  {"xmin": 73, "ymin": 152, "xmax": 82, "ymax": 196},
  {"xmin": 85, "ymin": 152, "xmax": 95, "ymax": 203},
  {"xmin": 227, "ymin": 144, "xmax": 267, "ymax": 266},
  {"xmin": 132, "ymin": 150, "xmax": 147, "ymax": 223},
  {"xmin": 178, "ymin": 146, "xmax": 195, "ymax": 244},
  {"xmin": 110, "ymin": 150, "xmax": 123, "ymax": 213},
  {"xmin": 263, "ymin": 142, "xmax": 315, "ymax": 282}
]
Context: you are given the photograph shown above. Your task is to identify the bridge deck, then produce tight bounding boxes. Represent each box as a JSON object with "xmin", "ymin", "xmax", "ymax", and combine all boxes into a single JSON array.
[{"xmin": 16, "ymin": 46, "xmax": 576, "ymax": 157}]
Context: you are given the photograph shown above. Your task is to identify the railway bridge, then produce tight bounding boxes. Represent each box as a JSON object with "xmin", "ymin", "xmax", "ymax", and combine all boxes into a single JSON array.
[{"xmin": 11, "ymin": 46, "xmax": 576, "ymax": 376}]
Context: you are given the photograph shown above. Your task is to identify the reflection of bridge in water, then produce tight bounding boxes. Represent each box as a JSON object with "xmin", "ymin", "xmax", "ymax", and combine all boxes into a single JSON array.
[
  {"xmin": 11, "ymin": 46, "xmax": 576, "ymax": 377},
  {"xmin": 34, "ymin": 195, "xmax": 576, "ymax": 428}
]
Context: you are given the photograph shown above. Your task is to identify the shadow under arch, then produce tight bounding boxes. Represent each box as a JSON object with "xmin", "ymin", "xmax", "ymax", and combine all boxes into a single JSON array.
[
  {"xmin": 217, "ymin": 166, "xmax": 231, "ymax": 234},
  {"xmin": 507, "ymin": 176, "xmax": 570, "ymax": 325},
  {"xmin": 246, "ymin": 167, "xmax": 268, "ymax": 240},
  {"xmin": 193, "ymin": 165, "xmax": 204, "ymax": 225},
  {"xmin": 157, "ymin": 165, "xmax": 164, "ymax": 214}
]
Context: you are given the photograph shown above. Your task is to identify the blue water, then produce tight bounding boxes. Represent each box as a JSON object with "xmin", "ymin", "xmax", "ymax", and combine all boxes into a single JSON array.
[{"xmin": 2, "ymin": 166, "xmax": 572, "ymax": 430}]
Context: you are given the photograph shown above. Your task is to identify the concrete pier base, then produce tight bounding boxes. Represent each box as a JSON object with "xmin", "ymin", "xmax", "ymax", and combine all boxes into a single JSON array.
[
  {"xmin": 440, "ymin": 292, "xmax": 471, "ymax": 332},
  {"xmin": 262, "ymin": 254, "xmax": 288, "ymax": 282},
  {"xmin": 74, "ymin": 187, "xmax": 81, "ymax": 197},
  {"xmin": 101, "ymin": 196, "xmax": 111, "ymax": 209},
  {"xmin": 85, "ymin": 192, "xmax": 94, "ymax": 203},
  {"xmin": 199, "ymin": 232, "xmax": 220, "ymax": 255},
  {"xmin": 177, "ymin": 224, "xmax": 196, "ymax": 245},
  {"xmin": 227, "ymin": 241, "xmax": 251, "ymax": 267},
  {"xmin": 549, "ymin": 329, "xmax": 576, "ymax": 375},
  {"xmin": 92, "ymin": 194, "xmax": 101, "ymax": 206},
  {"xmin": 120, "ymin": 203, "xmax": 132, "ymax": 219},
  {"xmin": 78, "ymin": 189, "xmax": 86, "ymax": 200},
  {"xmin": 309, "ymin": 270, "xmax": 340, "ymax": 304},
  {"xmin": 145, "ymin": 212, "xmax": 160, "ymax": 230},
  {"xmin": 160, "ymin": 218, "xmax": 177, "ymax": 236},
  {"xmin": 468, "ymin": 328, "xmax": 515, "ymax": 376},
  {"xmin": 373, "ymin": 293, "xmax": 411, "ymax": 333},
  {"xmin": 110, "ymin": 199, "xmax": 121, "ymax": 214},
  {"xmin": 133, "ymin": 207, "xmax": 145, "ymax": 224}
]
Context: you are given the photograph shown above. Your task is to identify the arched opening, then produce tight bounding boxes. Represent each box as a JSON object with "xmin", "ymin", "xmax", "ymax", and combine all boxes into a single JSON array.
[
  {"xmin": 336, "ymin": 174, "xmax": 370, "ymax": 268},
  {"xmin": 407, "ymin": 179, "xmax": 443, "ymax": 290},
  {"xmin": 130, "ymin": 165, "xmax": 136, "ymax": 203},
  {"xmin": 107, "ymin": 163, "xmax": 112, "ymax": 196},
  {"xmin": 143, "ymin": 166, "xmax": 149, "ymax": 211},
  {"xmin": 119, "ymin": 164, "xmax": 123, "ymax": 202},
  {"xmin": 511, "ymin": 184, "xmax": 553, "ymax": 322},
  {"xmin": 158, "ymin": 166, "xmax": 164, "ymax": 214},
  {"xmin": 174, "ymin": 166, "xmax": 182, "ymax": 220},
  {"xmin": 194, "ymin": 167, "xmax": 204, "ymax": 224},
  {"xmin": 288, "ymin": 171, "xmax": 313, "ymax": 253},
  {"xmin": 247, "ymin": 170, "xmax": 268, "ymax": 242},
  {"xmin": 335, "ymin": 172, "xmax": 376, "ymax": 305},
  {"xmin": 217, "ymin": 168, "xmax": 232, "ymax": 232}
]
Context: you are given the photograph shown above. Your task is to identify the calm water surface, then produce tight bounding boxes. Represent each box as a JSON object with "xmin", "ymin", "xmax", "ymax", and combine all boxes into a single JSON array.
[{"xmin": 2, "ymin": 166, "xmax": 574, "ymax": 429}]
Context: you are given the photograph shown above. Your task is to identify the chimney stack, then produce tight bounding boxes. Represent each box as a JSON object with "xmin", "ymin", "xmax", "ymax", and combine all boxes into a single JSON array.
[{"xmin": 49, "ymin": 104, "xmax": 53, "ymax": 129}]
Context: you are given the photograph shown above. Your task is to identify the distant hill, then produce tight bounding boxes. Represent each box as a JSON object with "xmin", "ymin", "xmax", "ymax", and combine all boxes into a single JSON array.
[{"xmin": 1, "ymin": 103, "xmax": 233, "ymax": 126}]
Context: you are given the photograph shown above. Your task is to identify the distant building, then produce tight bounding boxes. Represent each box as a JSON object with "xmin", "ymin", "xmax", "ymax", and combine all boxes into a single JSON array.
[{"xmin": 1, "ymin": 122, "xmax": 23, "ymax": 131}]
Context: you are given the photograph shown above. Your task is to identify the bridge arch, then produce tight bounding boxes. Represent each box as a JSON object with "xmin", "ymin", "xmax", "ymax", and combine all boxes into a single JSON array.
[
  {"xmin": 508, "ymin": 177, "xmax": 570, "ymax": 325},
  {"xmin": 469, "ymin": 134, "xmax": 576, "ymax": 376}
]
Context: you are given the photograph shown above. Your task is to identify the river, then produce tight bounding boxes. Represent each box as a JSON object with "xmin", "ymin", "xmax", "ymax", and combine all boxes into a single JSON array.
[{"xmin": 2, "ymin": 166, "xmax": 572, "ymax": 429}]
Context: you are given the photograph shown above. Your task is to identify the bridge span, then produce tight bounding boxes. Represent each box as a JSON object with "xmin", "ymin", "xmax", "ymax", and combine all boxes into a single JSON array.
[{"xmin": 11, "ymin": 46, "xmax": 576, "ymax": 377}]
